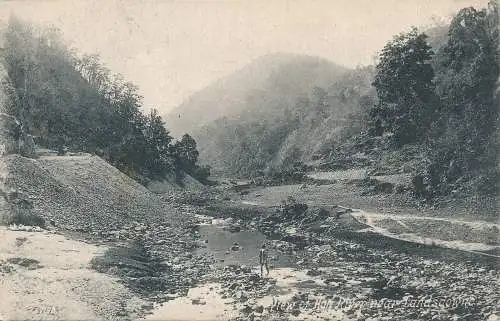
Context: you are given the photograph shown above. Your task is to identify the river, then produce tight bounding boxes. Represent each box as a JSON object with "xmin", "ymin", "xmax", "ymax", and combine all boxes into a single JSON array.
[{"xmin": 195, "ymin": 223, "xmax": 297, "ymax": 268}]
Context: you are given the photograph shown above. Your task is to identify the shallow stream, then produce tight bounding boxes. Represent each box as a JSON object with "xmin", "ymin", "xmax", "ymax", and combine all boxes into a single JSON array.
[{"xmin": 195, "ymin": 223, "xmax": 297, "ymax": 268}]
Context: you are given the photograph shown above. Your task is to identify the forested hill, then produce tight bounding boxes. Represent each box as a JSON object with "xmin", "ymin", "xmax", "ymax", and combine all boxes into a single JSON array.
[
  {"xmin": 194, "ymin": 65, "xmax": 376, "ymax": 177},
  {"xmin": 0, "ymin": 16, "xmax": 209, "ymax": 184},
  {"xmin": 360, "ymin": 3, "xmax": 499, "ymax": 200},
  {"xmin": 168, "ymin": 3, "xmax": 499, "ymax": 202},
  {"xmin": 164, "ymin": 53, "xmax": 348, "ymax": 137}
]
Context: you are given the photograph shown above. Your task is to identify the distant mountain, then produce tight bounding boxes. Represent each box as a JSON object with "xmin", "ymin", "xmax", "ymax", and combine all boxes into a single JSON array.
[
  {"xmin": 164, "ymin": 53, "xmax": 349, "ymax": 137},
  {"xmin": 169, "ymin": 23, "xmax": 463, "ymax": 178},
  {"xmin": 194, "ymin": 65, "xmax": 376, "ymax": 177}
]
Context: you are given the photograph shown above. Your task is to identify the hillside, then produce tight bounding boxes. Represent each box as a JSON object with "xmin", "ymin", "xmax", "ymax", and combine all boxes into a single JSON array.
[
  {"xmin": 166, "ymin": 26, "xmax": 452, "ymax": 179},
  {"xmin": 169, "ymin": 4, "xmax": 499, "ymax": 209},
  {"xmin": 0, "ymin": 154, "xmax": 185, "ymax": 231},
  {"xmin": 193, "ymin": 65, "xmax": 375, "ymax": 177},
  {"xmin": 164, "ymin": 53, "xmax": 374, "ymax": 177},
  {"xmin": 0, "ymin": 17, "xmax": 209, "ymax": 184},
  {"xmin": 164, "ymin": 53, "xmax": 348, "ymax": 137},
  {"xmin": 324, "ymin": 6, "xmax": 500, "ymax": 203}
]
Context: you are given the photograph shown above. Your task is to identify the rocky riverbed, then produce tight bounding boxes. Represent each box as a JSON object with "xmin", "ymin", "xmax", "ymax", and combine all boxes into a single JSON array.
[
  {"xmin": 152, "ymin": 189, "xmax": 499, "ymax": 321},
  {"xmin": 3, "ymin": 182, "xmax": 497, "ymax": 320}
]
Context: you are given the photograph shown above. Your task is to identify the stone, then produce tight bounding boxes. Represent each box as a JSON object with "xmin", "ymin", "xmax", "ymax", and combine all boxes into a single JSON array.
[
  {"xmin": 254, "ymin": 305, "xmax": 264, "ymax": 313},
  {"xmin": 306, "ymin": 269, "xmax": 321, "ymax": 276},
  {"xmin": 235, "ymin": 290, "xmax": 248, "ymax": 302},
  {"xmin": 241, "ymin": 305, "xmax": 253, "ymax": 314},
  {"xmin": 229, "ymin": 225, "xmax": 241, "ymax": 233},
  {"xmin": 191, "ymin": 298, "xmax": 206, "ymax": 305}
]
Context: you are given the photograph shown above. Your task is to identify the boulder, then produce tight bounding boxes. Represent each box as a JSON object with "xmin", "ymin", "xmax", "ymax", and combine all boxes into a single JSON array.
[
  {"xmin": 191, "ymin": 298, "xmax": 206, "ymax": 305},
  {"xmin": 235, "ymin": 290, "xmax": 248, "ymax": 302},
  {"xmin": 228, "ymin": 224, "xmax": 241, "ymax": 233},
  {"xmin": 306, "ymin": 269, "xmax": 322, "ymax": 277}
]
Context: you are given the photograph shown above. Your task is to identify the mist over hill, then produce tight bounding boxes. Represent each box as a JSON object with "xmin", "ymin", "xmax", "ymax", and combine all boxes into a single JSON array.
[
  {"xmin": 164, "ymin": 53, "xmax": 373, "ymax": 177},
  {"xmin": 194, "ymin": 65, "xmax": 376, "ymax": 177},
  {"xmin": 164, "ymin": 53, "xmax": 348, "ymax": 137}
]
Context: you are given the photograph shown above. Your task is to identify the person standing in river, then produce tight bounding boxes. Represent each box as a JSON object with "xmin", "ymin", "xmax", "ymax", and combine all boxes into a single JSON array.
[{"xmin": 259, "ymin": 244, "xmax": 269, "ymax": 277}]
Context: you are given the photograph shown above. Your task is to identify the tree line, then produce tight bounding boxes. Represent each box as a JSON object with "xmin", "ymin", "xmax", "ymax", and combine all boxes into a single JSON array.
[
  {"xmin": 368, "ymin": 3, "xmax": 499, "ymax": 197},
  {"xmin": 1, "ymin": 16, "xmax": 210, "ymax": 184}
]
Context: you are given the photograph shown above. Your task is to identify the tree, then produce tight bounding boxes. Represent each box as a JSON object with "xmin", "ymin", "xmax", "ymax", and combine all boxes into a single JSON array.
[
  {"xmin": 2, "ymin": 16, "xmax": 188, "ymax": 183},
  {"xmin": 435, "ymin": 6, "xmax": 498, "ymax": 147},
  {"xmin": 171, "ymin": 133, "xmax": 211, "ymax": 182},
  {"xmin": 173, "ymin": 134, "xmax": 199, "ymax": 169},
  {"xmin": 310, "ymin": 86, "xmax": 328, "ymax": 118},
  {"xmin": 143, "ymin": 109, "xmax": 174, "ymax": 179},
  {"xmin": 426, "ymin": 4, "xmax": 499, "ymax": 195},
  {"xmin": 370, "ymin": 28, "xmax": 437, "ymax": 146}
]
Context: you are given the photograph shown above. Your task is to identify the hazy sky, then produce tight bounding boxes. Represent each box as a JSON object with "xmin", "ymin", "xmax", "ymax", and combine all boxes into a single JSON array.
[{"xmin": 0, "ymin": 0, "xmax": 489, "ymax": 113}]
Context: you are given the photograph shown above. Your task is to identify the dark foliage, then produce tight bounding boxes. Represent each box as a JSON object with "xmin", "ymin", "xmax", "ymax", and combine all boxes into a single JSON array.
[
  {"xmin": 368, "ymin": 2, "xmax": 499, "ymax": 198},
  {"xmin": 171, "ymin": 133, "xmax": 211, "ymax": 182},
  {"xmin": 370, "ymin": 28, "xmax": 438, "ymax": 146},
  {"xmin": 1, "ymin": 16, "xmax": 208, "ymax": 183},
  {"xmin": 426, "ymin": 3, "xmax": 499, "ymax": 197}
]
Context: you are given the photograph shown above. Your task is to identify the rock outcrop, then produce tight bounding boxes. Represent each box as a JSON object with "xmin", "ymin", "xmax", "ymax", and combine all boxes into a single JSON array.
[
  {"xmin": 0, "ymin": 55, "xmax": 35, "ymax": 158},
  {"xmin": 0, "ymin": 113, "xmax": 35, "ymax": 157}
]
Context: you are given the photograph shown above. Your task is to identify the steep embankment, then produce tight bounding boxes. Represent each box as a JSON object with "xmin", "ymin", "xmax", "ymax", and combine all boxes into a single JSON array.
[
  {"xmin": 1, "ymin": 154, "xmax": 184, "ymax": 231},
  {"xmin": 0, "ymin": 153, "xmax": 214, "ymax": 319}
]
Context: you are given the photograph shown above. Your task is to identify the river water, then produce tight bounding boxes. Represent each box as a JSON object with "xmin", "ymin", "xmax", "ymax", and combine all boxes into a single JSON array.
[{"xmin": 195, "ymin": 223, "xmax": 297, "ymax": 268}]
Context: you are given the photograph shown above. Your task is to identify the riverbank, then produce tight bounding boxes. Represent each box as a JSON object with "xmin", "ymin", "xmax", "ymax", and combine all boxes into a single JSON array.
[
  {"xmin": 2, "ymin": 175, "xmax": 497, "ymax": 320},
  {"xmin": 0, "ymin": 226, "xmax": 147, "ymax": 320},
  {"xmin": 156, "ymin": 183, "xmax": 499, "ymax": 320}
]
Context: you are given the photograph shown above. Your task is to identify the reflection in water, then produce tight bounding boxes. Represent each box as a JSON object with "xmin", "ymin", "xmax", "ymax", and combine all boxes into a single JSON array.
[{"xmin": 196, "ymin": 224, "xmax": 296, "ymax": 268}]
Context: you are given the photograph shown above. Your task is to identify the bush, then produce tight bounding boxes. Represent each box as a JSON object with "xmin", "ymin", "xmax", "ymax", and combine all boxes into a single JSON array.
[
  {"xmin": 190, "ymin": 164, "xmax": 211, "ymax": 183},
  {"xmin": 266, "ymin": 162, "xmax": 308, "ymax": 185},
  {"xmin": 1, "ymin": 189, "xmax": 45, "ymax": 228},
  {"xmin": 7, "ymin": 210, "xmax": 46, "ymax": 228}
]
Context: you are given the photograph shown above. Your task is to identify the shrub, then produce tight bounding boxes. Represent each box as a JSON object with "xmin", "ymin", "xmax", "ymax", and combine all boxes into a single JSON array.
[{"xmin": 7, "ymin": 209, "xmax": 46, "ymax": 228}]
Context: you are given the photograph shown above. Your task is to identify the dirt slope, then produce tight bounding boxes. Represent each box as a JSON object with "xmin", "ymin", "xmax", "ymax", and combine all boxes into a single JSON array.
[
  {"xmin": 147, "ymin": 171, "xmax": 205, "ymax": 194},
  {"xmin": 1, "ymin": 154, "xmax": 184, "ymax": 231}
]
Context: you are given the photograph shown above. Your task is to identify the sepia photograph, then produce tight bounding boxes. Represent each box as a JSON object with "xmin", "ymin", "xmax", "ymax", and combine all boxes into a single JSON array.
[{"xmin": 0, "ymin": 0, "xmax": 498, "ymax": 320}]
